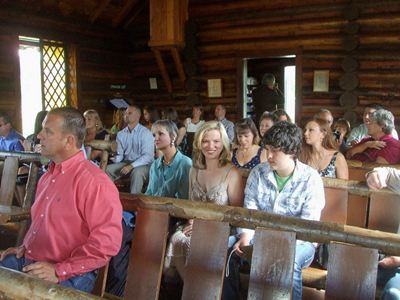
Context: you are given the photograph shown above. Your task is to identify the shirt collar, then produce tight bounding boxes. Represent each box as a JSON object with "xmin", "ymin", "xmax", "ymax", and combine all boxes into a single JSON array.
[{"xmin": 48, "ymin": 151, "xmax": 86, "ymax": 174}]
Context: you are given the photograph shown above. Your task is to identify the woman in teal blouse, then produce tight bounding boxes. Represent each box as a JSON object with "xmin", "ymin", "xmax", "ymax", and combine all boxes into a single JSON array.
[
  {"xmin": 145, "ymin": 119, "xmax": 192, "ymax": 198},
  {"xmin": 106, "ymin": 119, "xmax": 192, "ymax": 297}
]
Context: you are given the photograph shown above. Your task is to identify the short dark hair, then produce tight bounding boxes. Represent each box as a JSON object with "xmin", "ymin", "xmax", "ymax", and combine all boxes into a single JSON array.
[
  {"xmin": 129, "ymin": 105, "xmax": 142, "ymax": 117},
  {"xmin": 163, "ymin": 107, "xmax": 180, "ymax": 123},
  {"xmin": 48, "ymin": 107, "xmax": 86, "ymax": 148},
  {"xmin": 263, "ymin": 121, "xmax": 303, "ymax": 159},
  {"xmin": 259, "ymin": 112, "xmax": 278, "ymax": 125},
  {"xmin": 0, "ymin": 112, "xmax": 12, "ymax": 125},
  {"xmin": 366, "ymin": 102, "xmax": 384, "ymax": 110},
  {"xmin": 144, "ymin": 105, "xmax": 160, "ymax": 123}
]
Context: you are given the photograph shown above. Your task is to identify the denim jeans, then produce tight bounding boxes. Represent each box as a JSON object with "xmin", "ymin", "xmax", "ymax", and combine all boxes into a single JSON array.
[
  {"xmin": 292, "ymin": 242, "xmax": 316, "ymax": 300},
  {"xmin": 221, "ymin": 240, "xmax": 315, "ymax": 300},
  {"xmin": 378, "ymin": 266, "xmax": 400, "ymax": 300},
  {"xmin": 0, "ymin": 254, "xmax": 96, "ymax": 293}
]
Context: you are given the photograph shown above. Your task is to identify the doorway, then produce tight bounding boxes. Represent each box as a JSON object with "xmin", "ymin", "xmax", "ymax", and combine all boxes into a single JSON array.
[{"xmin": 236, "ymin": 48, "xmax": 303, "ymax": 124}]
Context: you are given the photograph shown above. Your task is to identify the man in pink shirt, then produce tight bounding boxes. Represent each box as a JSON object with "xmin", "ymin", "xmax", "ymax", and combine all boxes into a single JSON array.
[{"xmin": 0, "ymin": 107, "xmax": 123, "ymax": 293}]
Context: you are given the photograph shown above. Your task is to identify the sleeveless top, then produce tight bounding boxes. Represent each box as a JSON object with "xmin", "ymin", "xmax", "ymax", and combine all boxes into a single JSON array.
[
  {"xmin": 186, "ymin": 118, "xmax": 205, "ymax": 133},
  {"xmin": 190, "ymin": 165, "xmax": 235, "ymax": 205},
  {"xmin": 232, "ymin": 147, "xmax": 263, "ymax": 169},
  {"xmin": 318, "ymin": 151, "xmax": 338, "ymax": 178}
]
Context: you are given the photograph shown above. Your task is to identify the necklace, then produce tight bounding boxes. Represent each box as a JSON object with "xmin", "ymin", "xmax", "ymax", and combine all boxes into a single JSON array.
[
  {"xmin": 242, "ymin": 145, "xmax": 253, "ymax": 158},
  {"xmin": 163, "ymin": 150, "xmax": 178, "ymax": 166},
  {"xmin": 311, "ymin": 149, "xmax": 325, "ymax": 171}
]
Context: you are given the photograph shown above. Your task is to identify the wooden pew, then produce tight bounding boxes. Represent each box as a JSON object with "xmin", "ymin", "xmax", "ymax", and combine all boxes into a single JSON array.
[
  {"xmin": 115, "ymin": 193, "xmax": 400, "ymax": 300},
  {"xmin": 0, "ymin": 151, "xmax": 41, "ymax": 246},
  {"xmin": 1, "ymin": 187, "xmax": 399, "ymax": 299}
]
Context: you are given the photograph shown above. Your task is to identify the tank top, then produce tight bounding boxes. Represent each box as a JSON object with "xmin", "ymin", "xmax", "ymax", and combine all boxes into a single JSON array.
[
  {"xmin": 232, "ymin": 147, "xmax": 263, "ymax": 169},
  {"xmin": 186, "ymin": 118, "xmax": 205, "ymax": 133},
  {"xmin": 190, "ymin": 165, "xmax": 235, "ymax": 205},
  {"xmin": 319, "ymin": 151, "xmax": 338, "ymax": 178}
]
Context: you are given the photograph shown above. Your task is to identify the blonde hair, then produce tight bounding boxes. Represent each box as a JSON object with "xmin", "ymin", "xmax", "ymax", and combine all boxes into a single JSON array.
[
  {"xmin": 84, "ymin": 109, "xmax": 104, "ymax": 133},
  {"xmin": 192, "ymin": 121, "xmax": 231, "ymax": 169}
]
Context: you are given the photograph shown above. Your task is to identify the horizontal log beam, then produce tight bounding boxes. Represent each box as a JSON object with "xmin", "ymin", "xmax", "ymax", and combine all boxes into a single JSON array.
[
  {"xmin": 347, "ymin": 160, "xmax": 400, "ymax": 171},
  {"xmin": 0, "ymin": 266, "xmax": 102, "ymax": 300},
  {"xmin": 84, "ymin": 139, "xmax": 117, "ymax": 153},
  {"xmin": 0, "ymin": 151, "xmax": 41, "ymax": 163},
  {"xmin": 120, "ymin": 193, "xmax": 400, "ymax": 256}
]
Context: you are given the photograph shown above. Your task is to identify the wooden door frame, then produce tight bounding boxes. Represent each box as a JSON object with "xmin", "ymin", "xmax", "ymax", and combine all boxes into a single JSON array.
[{"xmin": 236, "ymin": 48, "xmax": 303, "ymax": 123}]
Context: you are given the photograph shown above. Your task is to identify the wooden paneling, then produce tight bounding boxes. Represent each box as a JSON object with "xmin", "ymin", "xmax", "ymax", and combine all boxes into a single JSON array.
[{"xmin": 1, "ymin": 0, "xmax": 400, "ymax": 130}]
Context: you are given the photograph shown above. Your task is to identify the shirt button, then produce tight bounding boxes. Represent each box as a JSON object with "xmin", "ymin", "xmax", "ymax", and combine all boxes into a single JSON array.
[
  {"xmin": 41, "ymin": 214, "xmax": 44, "ymax": 217},
  {"xmin": 63, "ymin": 271, "xmax": 66, "ymax": 275},
  {"xmin": 28, "ymin": 250, "xmax": 31, "ymax": 253},
  {"xmin": 81, "ymin": 266, "xmax": 85, "ymax": 269},
  {"xmin": 62, "ymin": 171, "xmax": 65, "ymax": 174},
  {"xmin": 52, "ymin": 180, "xmax": 55, "ymax": 183},
  {"xmin": 33, "ymin": 231, "xmax": 36, "ymax": 234}
]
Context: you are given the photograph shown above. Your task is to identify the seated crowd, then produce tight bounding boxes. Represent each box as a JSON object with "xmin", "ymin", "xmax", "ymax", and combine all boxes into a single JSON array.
[{"xmin": 1, "ymin": 101, "xmax": 400, "ymax": 300}]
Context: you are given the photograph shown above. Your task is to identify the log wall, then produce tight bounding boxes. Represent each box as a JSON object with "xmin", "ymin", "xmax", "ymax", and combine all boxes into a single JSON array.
[
  {"xmin": 129, "ymin": 0, "xmax": 400, "ymax": 128},
  {"xmin": 0, "ymin": 0, "xmax": 400, "ymax": 130}
]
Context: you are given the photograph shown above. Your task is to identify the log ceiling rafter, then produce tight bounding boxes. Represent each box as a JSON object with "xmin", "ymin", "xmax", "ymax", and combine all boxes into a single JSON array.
[
  {"xmin": 123, "ymin": 0, "xmax": 148, "ymax": 29},
  {"xmin": 112, "ymin": 0, "xmax": 139, "ymax": 28},
  {"xmin": 90, "ymin": 0, "xmax": 113, "ymax": 23}
]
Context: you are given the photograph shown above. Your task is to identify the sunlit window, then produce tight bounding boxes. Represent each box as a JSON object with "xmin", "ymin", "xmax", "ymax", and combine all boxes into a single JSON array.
[
  {"xmin": 19, "ymin": 36, "xmax": 69, "ymax": 136},
  {"xmin": 284, "ymin": 66, "xmax": 296, "ymax": 123}
]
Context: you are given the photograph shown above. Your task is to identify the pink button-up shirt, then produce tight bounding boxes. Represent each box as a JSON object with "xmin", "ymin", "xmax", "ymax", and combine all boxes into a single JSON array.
[{"xmin": 23, "ymin": 151, "xmax": 123, "ymax": 282}]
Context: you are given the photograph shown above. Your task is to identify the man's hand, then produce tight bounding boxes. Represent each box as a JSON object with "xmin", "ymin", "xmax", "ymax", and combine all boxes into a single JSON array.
[
  {"xmin": 23, "ymin": 262, "xmax": 59, "ymax": 283},
  {"xmin": 120, "ymin": 165, "xmax": 133, "ymax": 175},
  {"xmin": 379, "ymin": 256, "xmax": 400, "ymax": 269},
  {"xmin": 182, "ymin": 219, "xmax": 194, "ymax": 237},
  {"xmin": 0, "ymin": 246, "xmax": 26, "ymax": 261},
  {"xmin": 350, "ymin": 138, "xmax": 359, "ymax": 146},
  {"xmin": 366, "ymin": 140, "xmax": 386, "ymax": 150},
  {"xmin": 367, "ymin": 171, "xmax": 387, "ymax": 190}
]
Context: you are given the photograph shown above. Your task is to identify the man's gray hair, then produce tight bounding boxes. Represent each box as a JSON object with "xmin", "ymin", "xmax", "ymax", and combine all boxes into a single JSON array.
[
  {"xmin": 262, "ymin": 74, "xmax": 276, "ymax": 86},
  {"xmin": 314, "ymin": 109, "xmax": 334, "ymax": 122},
  {"xmin": 370, "ymin": 109, "xmax": 395, "ymax": 135}
]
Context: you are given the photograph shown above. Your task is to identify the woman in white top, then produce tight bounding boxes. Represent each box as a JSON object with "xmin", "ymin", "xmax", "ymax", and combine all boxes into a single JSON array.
[{"xmin": 183, "ymin": 103, "xmax": 205, "ymax": 133}]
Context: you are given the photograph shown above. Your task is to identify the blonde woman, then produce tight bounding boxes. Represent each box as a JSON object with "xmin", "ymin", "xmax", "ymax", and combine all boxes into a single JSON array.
[
  {"xmin": 164, "ymin": 121, "xmax": 244, "ymax": 281},
  {"xmin": 84, "ymin": 109, "xmax": 108, "ymax": 161}
]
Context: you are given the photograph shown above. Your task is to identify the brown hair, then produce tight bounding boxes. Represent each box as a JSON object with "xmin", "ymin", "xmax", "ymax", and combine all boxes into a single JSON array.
[{"xmin": 299, "ymin": 118, "xmax": 338, "ymax": 165}]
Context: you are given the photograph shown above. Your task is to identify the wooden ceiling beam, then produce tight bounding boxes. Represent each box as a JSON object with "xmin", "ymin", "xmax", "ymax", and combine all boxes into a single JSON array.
[
  {"xmin": 112, "ymin": 0, "xmax": 138, "ymax": 28},
  {"xmin": 123, "ymin": 0, "xmax": 148, "ymax": 29},
  {"xmin": 171, "ymin": 47, "xmax": 186, "ymax": 88},
  {"xmin": 90, "ymin": 0, "xmax": 113, "ymax": 23},
  {"xmin": 153, "ymin": 50, "xmax": 173, "ymax": 94}
]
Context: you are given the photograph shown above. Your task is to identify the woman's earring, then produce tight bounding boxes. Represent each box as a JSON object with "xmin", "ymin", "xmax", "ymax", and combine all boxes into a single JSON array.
[{"xmin": 171, "ymin": 137, "xmax": 176, "ymax": 147}]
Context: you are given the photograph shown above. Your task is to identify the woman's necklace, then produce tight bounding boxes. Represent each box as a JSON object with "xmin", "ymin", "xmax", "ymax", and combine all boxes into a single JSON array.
[
  {"xmin": 311, "ymin": 149, "xmax": 325, "ymax": 171},
  {"xmin": 163, "ymin": 150, "xmax": 178, "ymax": 166},
  {"xmin": 242, "ymin": 145, "xmax": 253, "ymax": 158}
]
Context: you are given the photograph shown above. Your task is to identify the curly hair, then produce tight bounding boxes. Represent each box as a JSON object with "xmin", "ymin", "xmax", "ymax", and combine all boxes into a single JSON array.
[
  {"xmin": 192, "ymin": 121, "xmax": 231, "ymax": 169},
  {"xmin": 369, "ymin": 109, "xmax": 395, "ymax": 135},
  {"xmin": 263, "ymin": 121, "xmax": 302, "ymax": 159}
]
